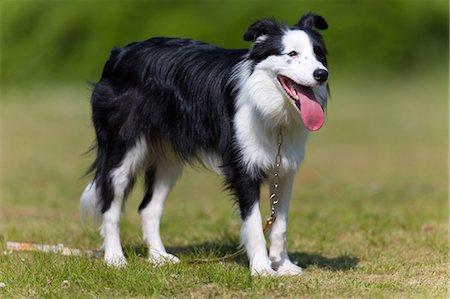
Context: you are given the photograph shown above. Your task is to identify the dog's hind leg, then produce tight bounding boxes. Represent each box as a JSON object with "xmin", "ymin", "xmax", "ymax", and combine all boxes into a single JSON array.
[
  {"xmin": 100, "ymin": 137, "xmax": 148, "ymax": 267},
  {"xmin": 139, "ymin": 156, "xmax": 183, "ymax": 264}
]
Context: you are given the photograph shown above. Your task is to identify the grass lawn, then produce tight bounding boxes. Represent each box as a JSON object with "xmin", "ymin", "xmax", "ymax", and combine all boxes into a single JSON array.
[{"xmin": 0, "ymin": 71, "xmax": 448, "ymax": 298}]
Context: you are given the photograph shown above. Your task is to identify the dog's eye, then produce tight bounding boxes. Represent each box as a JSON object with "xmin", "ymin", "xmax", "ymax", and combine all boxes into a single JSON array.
[{"xmin": 287, "ymin": 51, "xmax": 298, "ymax": 57}]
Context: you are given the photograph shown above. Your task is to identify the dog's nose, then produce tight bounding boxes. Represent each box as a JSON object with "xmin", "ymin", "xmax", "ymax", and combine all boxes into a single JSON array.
[{"xmin": 313, "ymin": 69, "xmax": 328, "ymax": 84}]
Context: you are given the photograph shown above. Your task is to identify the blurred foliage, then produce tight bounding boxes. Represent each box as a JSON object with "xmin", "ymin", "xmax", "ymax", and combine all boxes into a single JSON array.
[{"xmin": 1, "ymin": 0, "xmax": 448, "ymax": 85}]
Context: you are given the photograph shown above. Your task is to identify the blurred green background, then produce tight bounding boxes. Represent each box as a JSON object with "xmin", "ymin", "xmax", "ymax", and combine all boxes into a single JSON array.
[{"xmin": 1, "ymin": 0, "xmax": 448, "ymax": 85}]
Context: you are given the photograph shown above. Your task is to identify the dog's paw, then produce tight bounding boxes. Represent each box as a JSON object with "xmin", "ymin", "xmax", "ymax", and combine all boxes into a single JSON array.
[
  {"xmin": 148, "ymin": 251, "xmax": 180, "ymax": 265},
  {"xmin": 251, "ymin": 263, "xmax": 278, "ymax": 276},
  {"xmin": 104, "ymin": 254, "xmax": 127, "ymax": 268},
  {"xmin": 273, "ymin": 260, "xmax": 303, "ymax": 276}
]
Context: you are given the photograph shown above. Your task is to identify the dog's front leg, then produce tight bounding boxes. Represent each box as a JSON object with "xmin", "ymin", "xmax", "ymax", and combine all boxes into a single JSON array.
[
  {"xmin": 230, "ymin": 173, "xmax": 276, "ymax": 276},
  {"xmin": 241, "ymin": 201, "xmax": 276, "ymax": 276},
  {"xmin": 268, "ymin": 171, "xmax": 303, "ymax": 276}
]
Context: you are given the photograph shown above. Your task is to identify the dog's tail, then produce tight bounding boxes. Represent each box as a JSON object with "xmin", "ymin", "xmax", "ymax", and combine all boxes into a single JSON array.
[{"xmin": 80, "ymin": 181, "xmax": 102, "ymax": 222}]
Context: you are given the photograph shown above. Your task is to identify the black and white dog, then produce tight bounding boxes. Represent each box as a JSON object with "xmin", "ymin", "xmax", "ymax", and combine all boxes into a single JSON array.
[{"xmin": 81, "ymin": 13, "xmax": 329, "ymax": 276}]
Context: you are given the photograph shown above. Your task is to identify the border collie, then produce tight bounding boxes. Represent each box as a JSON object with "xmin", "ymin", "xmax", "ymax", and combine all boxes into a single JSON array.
[{"xmin": 81, "ymin": 13, "xmax": 329, "ymax": 276}]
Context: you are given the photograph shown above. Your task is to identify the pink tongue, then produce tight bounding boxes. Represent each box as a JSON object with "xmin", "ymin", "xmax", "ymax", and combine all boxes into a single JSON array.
[{"xmin": 296, "ymin": 85, "xmax": 325, "ymax": 131}]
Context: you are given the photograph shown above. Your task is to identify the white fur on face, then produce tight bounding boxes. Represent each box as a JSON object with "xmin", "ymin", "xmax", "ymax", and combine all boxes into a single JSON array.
[
  {"xmin": 252, "ymin": 30, "xmax": 327, "ymax": 88},
  {"xmin": 279, "ymin": 30, "xmax": 327, "ymax": 86}
]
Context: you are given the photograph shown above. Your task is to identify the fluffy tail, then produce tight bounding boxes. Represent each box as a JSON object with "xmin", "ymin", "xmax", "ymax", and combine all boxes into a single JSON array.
[{"xmin": 80, "ymin": 181, "xmax": 102, "ymax": 222}]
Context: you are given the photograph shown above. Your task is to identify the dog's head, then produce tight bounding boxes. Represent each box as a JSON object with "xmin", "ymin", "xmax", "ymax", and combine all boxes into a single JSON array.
[{"xmin": 241, "ymin": 14, "xmax": 329, "ymax": 131}]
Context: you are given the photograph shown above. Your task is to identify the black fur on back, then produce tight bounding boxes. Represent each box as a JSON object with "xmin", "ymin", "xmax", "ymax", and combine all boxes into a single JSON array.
[{"xmin": 88, "ymin": 37, "xmax": 266, "ymax": 216}]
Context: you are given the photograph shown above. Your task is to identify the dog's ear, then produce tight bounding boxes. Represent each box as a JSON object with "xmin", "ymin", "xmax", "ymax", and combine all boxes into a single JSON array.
[
  {"xmin": 293, "ymin": 13, "xmax": 328, "ymax": 31},
  {"xmin": 243, "ymin": 18, "xmax": 281, "ymax": 42}
]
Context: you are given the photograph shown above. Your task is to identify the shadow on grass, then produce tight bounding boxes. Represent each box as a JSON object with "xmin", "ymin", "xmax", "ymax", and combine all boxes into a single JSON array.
[
  {"xmin": 289, "ymin": 252, "xmax": 359, "ymax": 271},
  {"xmin": 124, "ymin": 240, "xmax": 358, "ymax": 271}
]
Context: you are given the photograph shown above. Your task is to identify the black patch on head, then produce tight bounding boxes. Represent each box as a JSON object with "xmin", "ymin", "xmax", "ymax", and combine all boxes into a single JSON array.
[
  {"xmin": 243, "ymin": 18, "xmax": 285, "ymax": 65},
  {"xmin": 292, "ymin": 13, "xmax": 328, "ymax": 66},
  {"xmin": 308, "ymin": 30, "xmax": 328, "ymax": 66},
  {"xmin": 294, "ymin": 13, "xmax": 328, "ymax": 31},
  {"xmin": 243, "ymin": 18, "xmax": 283, "ymax": 41}
]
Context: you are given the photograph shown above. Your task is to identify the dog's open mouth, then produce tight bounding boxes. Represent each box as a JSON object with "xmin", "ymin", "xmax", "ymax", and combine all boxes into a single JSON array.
[{"xmin": 277, "ymin": 75, "xmax": 325, "ymax": 131}]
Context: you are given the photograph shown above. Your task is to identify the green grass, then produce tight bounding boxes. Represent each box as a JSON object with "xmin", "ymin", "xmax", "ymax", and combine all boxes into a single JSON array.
[{"xmin": 0, "ymin": 71, "xmax": 448, "ymax": 298}]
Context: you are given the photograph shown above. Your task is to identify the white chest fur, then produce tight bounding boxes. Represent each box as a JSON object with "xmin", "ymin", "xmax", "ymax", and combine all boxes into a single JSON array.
[{"xmin": 233, "ymin": 103, "xmax": 309, "ymax": 177}]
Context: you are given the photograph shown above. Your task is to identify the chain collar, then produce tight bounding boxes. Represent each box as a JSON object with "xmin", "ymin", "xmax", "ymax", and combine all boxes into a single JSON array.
[{"xmin": 263, "ymin": 130, "xmax": 283, "ymax": 233}]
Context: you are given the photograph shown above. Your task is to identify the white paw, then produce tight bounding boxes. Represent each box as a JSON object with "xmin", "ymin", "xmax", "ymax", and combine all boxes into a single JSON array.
[
  {"xmin": 148, "ymin": 250, "xmax": 180, "ymax": 265},
  {"xmin": 251, "ymin": 262, "xmax": 278, "ymax": 276},
  {"xmin": 273, "ymin": 260, "xmax": 303, "ymax": 276},
  {"xmin": 104, "ymin": 254, "xmax": 127, "ymax": 268}
]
